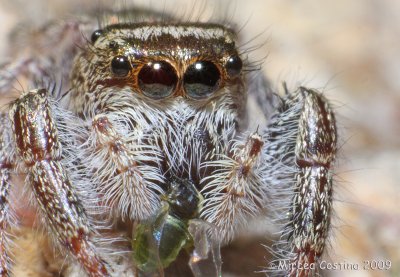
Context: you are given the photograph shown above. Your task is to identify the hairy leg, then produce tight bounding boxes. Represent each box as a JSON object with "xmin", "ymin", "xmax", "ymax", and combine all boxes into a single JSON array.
[
  {"xmin": 0, "ymin": 19, "xmax": 92, "ymax": 97},
  {"xmin": 84, "ymin": 113, "xmax": 163, "ymax": 222},
  {"xmin": 265, "ymin": 88, "xmax": 337, "ymax": 277},
  {"xmin": 200, "ymin": 132, "xmax": 266, "ymax": 243},
  {"xmin": 9, "ymin": 89, "xmax": 110, "ymax": 277},
  {"xmin": 0, "ymin": 114, "xmax": 14, "ymax": 277},
  {"xmin": 289, "ymin": 88, "xmax": 336, "ymax": 276}
]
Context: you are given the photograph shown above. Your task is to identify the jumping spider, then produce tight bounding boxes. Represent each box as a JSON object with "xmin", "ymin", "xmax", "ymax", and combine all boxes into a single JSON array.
[{"xmin": 0, "ymin": 6, "xmax": 337, "ymax": 277}]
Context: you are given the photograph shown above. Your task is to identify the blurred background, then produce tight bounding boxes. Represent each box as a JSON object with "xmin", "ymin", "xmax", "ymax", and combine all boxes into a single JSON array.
[{"xmin": 0, "ymin": 0, "xmax": 399, "ymax": 276}]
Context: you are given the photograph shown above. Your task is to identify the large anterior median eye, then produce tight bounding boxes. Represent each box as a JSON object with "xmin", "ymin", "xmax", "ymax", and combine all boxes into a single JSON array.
[
  {"xmin": 138, "ymin": 61, "xmax": 177, "ymax": 99},
  {"xmin": 183, "ymin": 61, "xmax": 220, "ymax": 99}
]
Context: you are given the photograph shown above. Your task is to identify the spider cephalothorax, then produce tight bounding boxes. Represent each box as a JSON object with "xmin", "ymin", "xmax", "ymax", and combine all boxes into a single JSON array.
[{"xmin": 0, "ymin": 7, "xmax": 336, "ymax": 277}]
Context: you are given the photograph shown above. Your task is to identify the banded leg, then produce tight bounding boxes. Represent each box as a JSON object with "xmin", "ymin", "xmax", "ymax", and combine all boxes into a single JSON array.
[
  {"xmin": 200, "ymin": 133, "xmax": 265, "ymax": 243},
  {"xmin": 9, "ymin": 89, "xmax": 110, "ymax": 277},
  {"xmin": 267, "ymin": 88, "xmax": 337, "ymax": 277},
  {"xmin": 0, "ymin": 19, "xmax": 91, "ymax": 96},
  {"xmin": 288, "ymin": 88, "xmax": 336, "ymax": 276},
  {"xmin": 0, "ymin": 58, "xmax": 32, "ymax": 94},
  {"xmin": 0, "ymin": 115, "xmax": 14, "ymax": 277},
  {"xmin": 86, "ymin": 114, "xmax": 163, "ymax": 221}
]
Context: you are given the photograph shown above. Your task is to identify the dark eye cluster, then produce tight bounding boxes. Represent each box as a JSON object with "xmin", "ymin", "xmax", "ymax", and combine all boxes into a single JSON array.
[
  {"xmin": 92, "ymin": 30, "xmax": 242, "ymax": 99},
  {"xmin": 91, "ymin": 31, "xmax": 242, "ymax": 100},
  {"xmin": 91, "ymin": 30, "xmax": 243, "ymax": 99},
  {"xmin": 134, "ymin": 57, "xmax": 241, "ymax": 100}
]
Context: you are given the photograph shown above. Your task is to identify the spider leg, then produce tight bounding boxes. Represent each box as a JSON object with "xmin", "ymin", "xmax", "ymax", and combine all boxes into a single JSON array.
[
  {"xmin": 247, "ymin": 71, "xmax": 281, "ymax": 121},
  {"xmin": 289, "ymin": 88, "xmax": 336, "ymax": 276},
  {"xmin": 0, "ymin": 114, "xmax": 14, "ymax": 277},
  {"xmin": 200, "ymin": 132, "xmax": 265, "ymax": 243},
  {"xmin": 85, "ymin": 113, "xmax": 163, "ymax": 221},
  {"xmin": 266, "ymin": 88, "xmax": 337, "ymax": 276},
  {"xmin": 9, "ymin": 89, "xmax": 110, "ymax": 277},
  {"xmin": 0, "ymin": 58, "xmax": 33, "ymax": 95},
  {"xmin": 0, "ymin": 19, "xmax": 92, "ymax": 97}
]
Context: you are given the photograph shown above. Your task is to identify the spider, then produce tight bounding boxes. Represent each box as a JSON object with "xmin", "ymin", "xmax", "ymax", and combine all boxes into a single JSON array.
[{"xmin": 0, "ymin": 5, "xmax": 337, "ymax": 277}]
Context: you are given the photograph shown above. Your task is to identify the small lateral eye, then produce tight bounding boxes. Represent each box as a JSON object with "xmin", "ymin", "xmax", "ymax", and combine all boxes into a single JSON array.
[
  {"xmin": 111, "ymin": 55, "xmax": 131, "ymax": 77},
  {"xmin": 91, "ymin": 29, "xmax": 103, "ymax": 44},
  {"xmin": 225, "ymin": 55, "xmax": 243, "ymax": 78},
  {"xmin": 183, "ymin": 61, "xmax": 220, "ymax": 99},
  {"xmin": 138, "ymin": 61, "xmax": 177, "ymax": 99}
]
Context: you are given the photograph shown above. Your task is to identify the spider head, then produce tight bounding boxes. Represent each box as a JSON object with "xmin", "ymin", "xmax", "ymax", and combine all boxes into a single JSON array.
[{"xmin": 70, "ymin": 23, "xmax": 245, "ymax": 114}]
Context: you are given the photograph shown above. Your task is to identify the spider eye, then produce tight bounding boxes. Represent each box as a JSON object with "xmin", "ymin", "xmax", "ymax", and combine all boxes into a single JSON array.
[
  {"xmin": 91, "ymin": 29, "xmax": 103, "ymax": 44},
  {"xmin": 183, "ymin": 61, "xmax": 220, "ymax": 99},
  {"xmin": 225, "ymin": 55, "xmax": 242, "ymax": 78},
  {"xmin": 111, "ymin": 55, "xmax": 131, "ymax": 77},
  {"xmin": 138, "ymin": 61, "xmax": 177, "ymax": 99}
]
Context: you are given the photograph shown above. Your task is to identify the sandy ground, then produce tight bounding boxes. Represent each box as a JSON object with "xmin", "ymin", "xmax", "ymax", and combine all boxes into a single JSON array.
[{"xmin": 0, "ymin": 0, "xmax": 399, "ymax": 276}]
